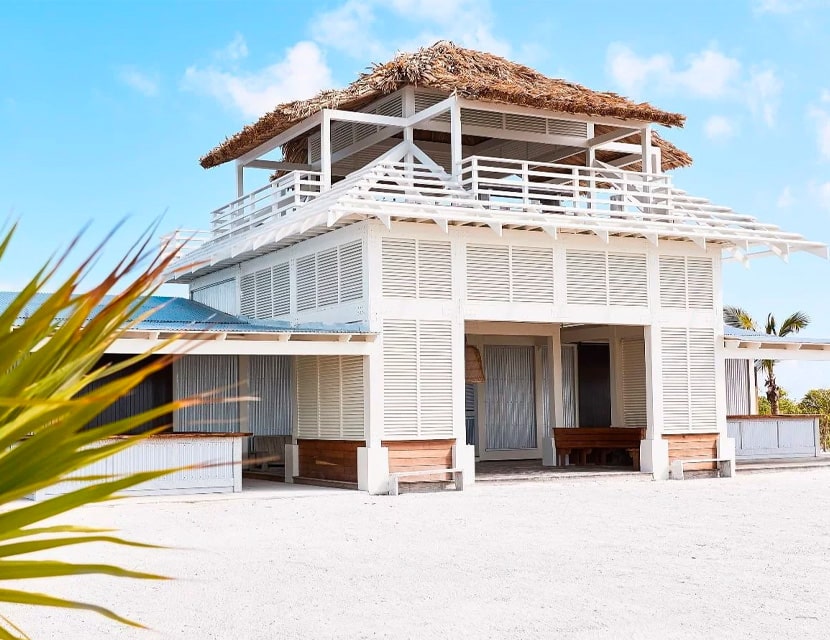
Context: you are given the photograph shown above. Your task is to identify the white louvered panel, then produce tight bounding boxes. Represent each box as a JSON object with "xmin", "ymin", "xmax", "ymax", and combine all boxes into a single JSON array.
[
  {"xmin": 566, "ymin": 250, "xmax": 607, "ymax": 305},
  {"xmin": 317, "ymin": 247, "xmax": 339, "ymax": 307},
  {"xmin": 340, "ymin": 356, "xmax": 366, "ymax": 439},
  {"xmin": 383, "ymin": 320, "xmax": 420, "ymax": 438},
  {"xmin": 547, "ymin": 118, "xmax": 588, "ymax": 137},
  {"xmin": 296, "ymin": 356, "xmax": 320, "ymax": 438},
  {"xmin": 192, "ymin": 278, "xmax": 238, "ymax": 315},
  {"xmin": 254, "ymin": 268, "xmax": 273, "ymax": 319},
  {"xmin": 608, "ymin": 253, "xmax": 648, "ymax": 307},
  {"xmin": 317, "ymin": 356, "xmax": 342, "ymax": 438},
  {"xmin": 418, "ymin": 241, "xmax": 452, "ymax": 299},
  {"xmin": 375, "ymin": 94, "xmax": 402, "ymax": 117},
  {"xmin": 353, "ymin": 122, "xmax": 377, "ymax": 142},
  {"xmin": 308, "ymin": 133, "xmax": 321, "ymax": 164},
  {"xmin": 239, "ymin": 274, "xmax": 256, "ymax": 318},
  {"xmin": 418, "ymin": 321, "xmax": 454, "ymax": 436},
  {"xmin": 330, "ymin": 121, "xmax": 354, "ymax": 153},
  {"xmin": 687, "ymin": 257, "xmax": 714, "ymax": 310},
  {"xmin": 382, "ymin": 238, "xmax": 417, "ymax": 298},
  {"xmin": 689, "ymin": 329, "xmax": 718, "ymax": 432},
  {"xmin": 620, "ymin": 339, "xmax": 648, "ymax": 428},
  {"xmin": 296, "ymin": 254, "xmax": 317, "ymax": 311},
  {"xmin": 505, "ymin": 113, "xmax": 547, "ymax": 134},
  {"xmin": 467, "ymin": 244, "xmax": 510, "ymax": 302},
  {"xmin": 460, "ymin": 108, "xmax": 503, "ymax": 129},
  {"xmin": 511, "ymin": 246, "xmax": 554, "ymax": 303},
  {"xmin": 659, "ymin": 256, "xmax": 687, "ymax": 309},
  {"xmin": 339, "ymin": 240, "xmax": 363, "ymax": 302},
  {"xmin": 661, "ymin": 328, "xmax": 691, "ymax": 432},
  {"xmin": 272, "ymin": 262, "xmax": 290, "ymax": 316}
]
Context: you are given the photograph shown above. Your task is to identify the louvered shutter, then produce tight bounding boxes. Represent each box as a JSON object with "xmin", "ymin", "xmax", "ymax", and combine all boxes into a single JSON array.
[
  {"xmin": 417, "ymin": 241, "xmax": 452, "ymax": 299},
  {"xmin": 689, "ymin": 329, "xmax": 717, "ymax": 431},
  {"xmin": 511, "ymin": 246, "xmax": 554, "ymax": 303},
  {"xmin": 254, "ymin": 268, "xmax": 273, "ymax": 319},
  {"xmin": 659, "ymin": 256, "xmax": 688, "ymax": 309},
  {"xmin": 272, "ymin": 262, "xmax": 290, "ymax": 316},
  {"xmin": 467, "ymin": 244, "xmax": 510, "ymax": 302},
  {"xmin": 240, "ymin": 274, "xmax": 256, "ymax": 318},
  {"xmin": 317, "ymin": 356, "xmax": 342, "ymax": 438},
  {"xmin": 566, "ymin": 250, "xmax": 607, "ymax": 305},
  {"xmin": 339, "ymin": 240, "xmax": 363, "ymax": 302},
  {"xmin": 383, "ymin": 320, "xmax": 420, "ymax": 437},
  {"xmin": 316, "ymin": 248, "xmax": 339, "ymax": 308},
  {"xmin": 687, "ymin": 257, "xmax": 714, "ymax": 310},
  {"xmin": 382, "ymin": 238, "xmax": 417, "ymax": 298},
  {"xmin": 609, "ymin": 253, "xmax": 648, "ymax": 307},
  {"xmin": 418, "ymin": 321, "xmax": 454, "ymax": 436},
  {"xmin": 296, "ymin": 255, "xmax": 317, "ymax": 311},
  {"xmin": 661, "ymin": 328, "xmax": 691, "ymax": 431},
  {"xmin": 340, "ymin": 357, "xmax": 365, "ymax": 439},
  {"xmin": 296, "ymin": 356, "xmax": 320, "ymax": 438},
  {"xmin": 620, "ymin": 338, "xmax": 648, "ymax": 427}
]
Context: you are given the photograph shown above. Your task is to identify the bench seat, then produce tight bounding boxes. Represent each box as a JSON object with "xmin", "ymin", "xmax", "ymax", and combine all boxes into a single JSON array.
[
  {"xmin": 553, "ymin": 427, "xmax": 645, "ymax": 469},
  {"xmin": 388, "ymin": 468, "xmax": 463, "ymax": 496}
]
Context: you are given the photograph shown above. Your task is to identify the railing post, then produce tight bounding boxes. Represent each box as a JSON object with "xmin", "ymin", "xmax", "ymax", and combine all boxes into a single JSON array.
[
  {"xmin": 522, "ymin": 162, "xmax": 529, "ymax": 205},
  {"xmin": 571, "ymin": 167, "xmax": 579, "ymax": 211},
  {"xmin": 472, "ymin": 157, "xmax": 479, "ymax": 200}
]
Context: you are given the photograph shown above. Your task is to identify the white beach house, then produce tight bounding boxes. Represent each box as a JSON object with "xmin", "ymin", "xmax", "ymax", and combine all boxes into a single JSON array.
[{"xmin": 12, "ymin": 42, "xmax": 827, "ymax": 497}]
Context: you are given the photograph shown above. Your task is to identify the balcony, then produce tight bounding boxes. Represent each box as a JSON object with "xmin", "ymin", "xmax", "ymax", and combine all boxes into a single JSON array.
[{"xmin": 165, "ymin": 151, "xmax": 825, "ymax": 282}]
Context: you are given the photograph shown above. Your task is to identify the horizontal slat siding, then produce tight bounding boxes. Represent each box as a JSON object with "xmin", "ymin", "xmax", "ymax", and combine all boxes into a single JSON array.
[
  {"xmin": 297, "ymin": 439, "xmax": 360, "ymax": 483},
  {"xmin": 383, "ymin": 439, "xmax": 455, "ymax": 482},
  {"xmin": 566, "ymin": 249, "xmax": 606, "ymax": 305},
  {"xmin": 664, "ymin": 433, "xmax": 719, "ymax": 470},
  {"xmin": 296, "ymin": 355, "xmax": 365, "ymax": 440},
  {"xmin": 191, "ymin": 278, "xmax": 238, "ymax": 315}
]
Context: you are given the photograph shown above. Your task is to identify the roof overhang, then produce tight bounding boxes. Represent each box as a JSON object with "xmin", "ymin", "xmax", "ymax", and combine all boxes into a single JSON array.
[
  {"xmin": 107, "ymin": 329, "xmax": 376, "ymax": 356},
  {"xmin": 723, "ymin": 336, "xmax": 830, "ymax": 361}
]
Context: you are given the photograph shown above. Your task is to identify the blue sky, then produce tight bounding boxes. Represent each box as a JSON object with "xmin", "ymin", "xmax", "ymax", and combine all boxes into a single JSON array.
[{"xmin": 2, "ymin": 0, "xmax": 830, "ymax": 396}]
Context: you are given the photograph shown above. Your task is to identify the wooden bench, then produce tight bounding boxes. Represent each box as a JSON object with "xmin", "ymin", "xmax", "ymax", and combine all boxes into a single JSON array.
[
  {"xmin": 553, "ymin": 427, "xmax": 646, "ymax": 470},
  {"xmin": 248, "ymin": 435, "xmax": 289, "ymax": 470},
  {"xmin": 670, "ymin": 458, "xmax": 733, "ymax": 480},
  {"xmin": 388, "ymin": 468, "xmax": 464, "ymax": 496}
]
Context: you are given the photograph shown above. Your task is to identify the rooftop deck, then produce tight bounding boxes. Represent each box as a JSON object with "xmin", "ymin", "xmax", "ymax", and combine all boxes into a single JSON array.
[{"xmin": 165, "ymin": 147, "xmax": 827, "ymax": 282}]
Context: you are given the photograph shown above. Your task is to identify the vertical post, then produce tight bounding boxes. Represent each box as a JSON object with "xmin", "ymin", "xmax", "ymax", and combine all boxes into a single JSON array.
[
  {"xmin": 357, "ymin": 343, "xmax": 390, "ymax": 494},
  {"xmin": 522, "ymin": 162, "xmax": 530, "ymax": 205},
  {"xmin": 641, "ymin": 124, "xmax": 652, "ymax": 173},
  {"xmin": 321, "ymin": 110, "xmax": 332, "ymax": 192},
  {"xmin": 608, "ymin": 328, "xmax": 623, "ymax": 427},
  {"xmin": 585, "ymin": 122, "xmax": 596, "ymax": 168},
  {"xmin": 542, "ymin": 325, "xmax": 564, "ymax": 466},
  {"xmin": 642, "ymin": 324, "xmax": 669, "ymax": 478},
  {"xmin": 403, "ymin": 86, "xmax": 415, "ymax": 167},
  {"xmin": 236, "ymin": 164, "xmax": 244, "ymax": 198},
  {"xmin": 450, "ymin": 96, "xmax": 462, "ymax": 181}
]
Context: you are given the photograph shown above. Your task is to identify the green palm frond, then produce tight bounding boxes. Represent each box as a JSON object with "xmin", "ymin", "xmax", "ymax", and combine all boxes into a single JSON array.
[
  {"xmin": 723, "ymin": 305, "xmax": 756, "ymax": 330},
  {"xmin": 778, "ymin": 311, "xmax": 810, "ymax": 337},
  {"xmin": 0, "ymin": 224, "xmax": 204, "ymax": 638}
]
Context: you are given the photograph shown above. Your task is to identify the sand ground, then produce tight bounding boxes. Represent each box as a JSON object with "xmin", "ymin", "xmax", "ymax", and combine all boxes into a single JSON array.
[{"xmin": 5, "ymin": 469, "xmax": 830, "ymax": 640}]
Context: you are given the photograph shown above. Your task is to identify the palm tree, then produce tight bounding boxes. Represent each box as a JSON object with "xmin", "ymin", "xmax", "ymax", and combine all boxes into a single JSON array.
[
  {"xmin": 724, "ymin": 305, "xmax": 810, "ymax": 415},
  {"xmin": 0, "ymin": 223, "xmax": 203, "ymax": 638}
]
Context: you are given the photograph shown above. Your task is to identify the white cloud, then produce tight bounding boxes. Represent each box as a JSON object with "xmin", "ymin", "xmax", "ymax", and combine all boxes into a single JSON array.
[
  {"xmin": 182, "ymin": 40, "xmax": 333, "ymax": 118},
  {"xmin": 808, "ymin": 90, "xmax": 830, "ymax": 160},
  {"xmin": 703, "ymin": 115, "xmax": 736, "ymax": 140},
  {"xmin": 746, "ymin": 67, "xmax": 783, "ymax": 126},
  {"xmin": 310, "ymin": 0, "xmax": 511, "ymax": 61},
  {"xmin": 118, "ymin": 67, "xmax": 160, "ymax": 97},
  {"xmin": 606, "ymin": 44, "xmax": 781, "ymax": 128},
  {"xmin": 606, "ymin": 44, "xmax": 740, "ymax": 99},
  {"xmin": 217, "ymin": 33, "xmax": 248, "ymax": 62},
  {"xmin": 777, "ymin": 185, "xmax": 795, "ymax": 208}
]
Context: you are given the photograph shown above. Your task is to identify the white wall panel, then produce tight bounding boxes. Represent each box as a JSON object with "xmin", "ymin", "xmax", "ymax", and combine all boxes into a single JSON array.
[
  {"xmin": 191, "ymin": 278, "xmax": 238, "ymax": 315},
  {"xmin": 295, "ymin": 355, "xmax": 365, "ymax": 440},
  {"xmin": 173, "ymin": 355, "xmax": 239, "ymax": 432}
]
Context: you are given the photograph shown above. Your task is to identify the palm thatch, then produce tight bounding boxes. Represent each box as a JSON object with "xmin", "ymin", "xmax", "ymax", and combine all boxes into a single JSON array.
[{"xmin": 200, "ymin": 41, "xmax": 688, "ymax": 170}]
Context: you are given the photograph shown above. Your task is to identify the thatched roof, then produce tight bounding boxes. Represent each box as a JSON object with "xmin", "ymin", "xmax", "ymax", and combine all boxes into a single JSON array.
[{"xmin": 200, "ymin": 41, "xmax": 688, "ymax": 170}]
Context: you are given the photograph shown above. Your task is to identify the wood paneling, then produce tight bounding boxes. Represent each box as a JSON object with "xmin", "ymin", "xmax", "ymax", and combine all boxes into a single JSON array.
[
  {"xmin": 297, "ymin": 439, "xmax": 360, "ymax": 483},
  {"xmin": 664, "ymin": 433, "xmax": 719, "ymax": 471},
  {"xmin": 383, "ymin": 439, "xmax": 455, "ymax": 482}
]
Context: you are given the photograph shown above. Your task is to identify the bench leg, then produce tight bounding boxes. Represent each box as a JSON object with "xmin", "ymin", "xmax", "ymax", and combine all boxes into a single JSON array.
[
  {"xmin": 628, "ymin": 449, "xmax": 641, "ymax": 472},
  {"xmin": 670, "ymin": 460, "xmax": 684, "ymax": 480},
  {"xmin": 389, "ymin": 476, "xmax": 400, "ymax": 496},
  {"xmin": 454, "ymin": 470, "xmax": 464, "ymax": 491}
]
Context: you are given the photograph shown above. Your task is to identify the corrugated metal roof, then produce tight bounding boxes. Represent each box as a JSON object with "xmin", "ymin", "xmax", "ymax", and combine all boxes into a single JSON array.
[
  {"xmin": 723, "ymin": 324, "xmax": 830, "ymax": 346},
  {"xmin": 0, "ymin": 292, "xmax": 369, "ymax": 334}
]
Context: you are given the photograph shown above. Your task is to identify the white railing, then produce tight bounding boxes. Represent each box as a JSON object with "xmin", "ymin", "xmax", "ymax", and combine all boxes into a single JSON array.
[
  {"xmin": 458, "ymin": 156, "xmax": 762, "ymax": 227},
  {"xmin": 160, "ymin": 229, "xmax": 212, "ymax": 256},
  {"xmin": 210, "ymin": 170, "xmax": 322, "ymax": 240}
]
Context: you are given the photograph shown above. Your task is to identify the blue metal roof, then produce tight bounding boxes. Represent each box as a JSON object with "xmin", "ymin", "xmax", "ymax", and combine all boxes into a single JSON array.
[
  {"xmin": 0, "ymin": 292, "xmax": 370, "ymax": 334},
  {"xmin": 723, "ymin": 324, "xmax": 830, "ymax": 346}
]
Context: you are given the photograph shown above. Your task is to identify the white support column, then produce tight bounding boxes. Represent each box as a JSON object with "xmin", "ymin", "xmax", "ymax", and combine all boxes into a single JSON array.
[
  {"xmin": 450, "ymin": 96, "xmax": 462, "ymax": 181},
  {"xmin": 712, "ymin": 252, "xmax": 736, "ymax": 475},
  {"xmin": 641, "ymin": 124, "xmax": 652, "ymax": 172},
  {"xmin": 321, "ymin": 110, "xmax": 332, "ymax": 192},
  {"xmin": 641, "ymin": 324, "xmax": 669, "ymax": 479},
  {"xmin": 403, "ymin": 86, "xmax": 415, "ymax": 166},
  {"xmin": 285, "ymin": 355, "xmax": 300, "ymax": 483},
  {"xmin": 585, "ymin": 122, "xmax": 596, "ymax": 167},
  {"xmin": 453, "ymin": 314, "xmax": 476, "ymax": 485},
  {"xmin": 357, "ymin": 343, "xmax": 389, "ymax": 494},
  {"xmin": 236, "ymin": 164, "xmax": 244, "ymax": 198},
  {"xmin": 237, "ymin": 355, "xmax": 251, "ymax": 462},
  {"xmin": 542, "ymin": 324, "xmax": 564, "ymax": 466}
]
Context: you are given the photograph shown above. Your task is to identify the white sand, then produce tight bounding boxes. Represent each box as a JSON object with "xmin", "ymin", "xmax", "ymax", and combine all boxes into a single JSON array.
[{"xmin": 6, "ymin": 470, "xmax": 830, "ymax": 640}]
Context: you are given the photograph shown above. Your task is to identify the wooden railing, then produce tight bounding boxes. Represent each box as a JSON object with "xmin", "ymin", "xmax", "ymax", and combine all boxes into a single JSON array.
[{"xmin": 209, "ymin": 170, "xmax": 322, "ymax": 241}]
